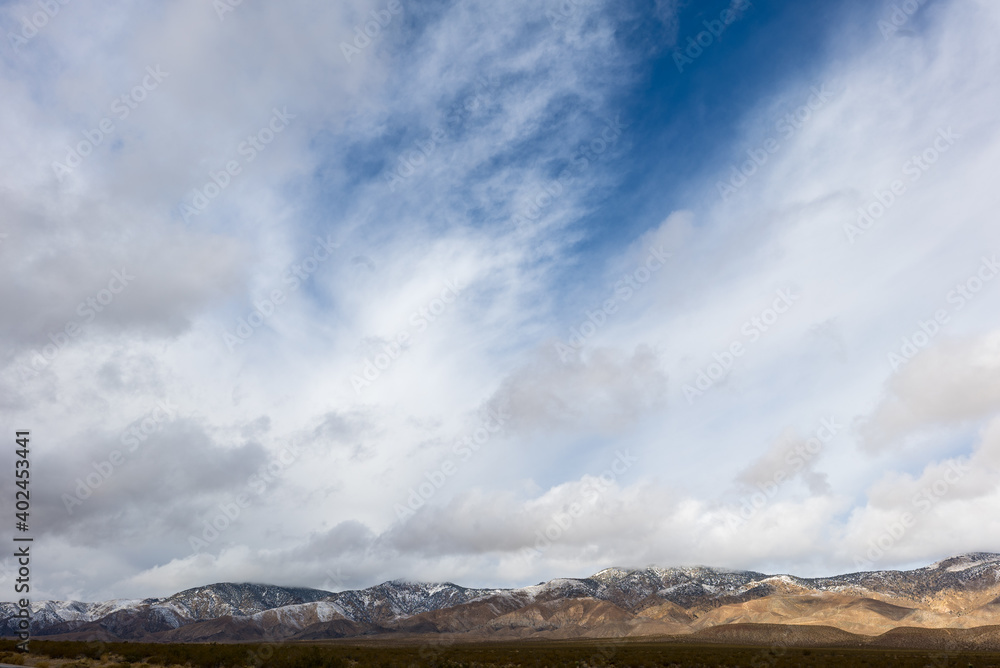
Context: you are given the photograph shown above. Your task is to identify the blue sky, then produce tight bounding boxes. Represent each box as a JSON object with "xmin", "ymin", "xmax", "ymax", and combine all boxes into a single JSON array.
[{"xmin": 2, "ymin": 0, "xmax": 1000, "ymax": 602}]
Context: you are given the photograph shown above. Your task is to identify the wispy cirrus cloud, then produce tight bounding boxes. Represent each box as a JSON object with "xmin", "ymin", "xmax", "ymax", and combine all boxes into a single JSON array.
[{"xmin": 2, "ymin": 0, "xmax": 1000, "ymax": 601}]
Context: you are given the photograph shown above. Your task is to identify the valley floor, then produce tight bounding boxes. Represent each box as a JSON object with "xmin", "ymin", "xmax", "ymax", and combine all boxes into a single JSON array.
[{"xmin": 4, "ymin": 635, "xmax": 1000, "ymax": 668}]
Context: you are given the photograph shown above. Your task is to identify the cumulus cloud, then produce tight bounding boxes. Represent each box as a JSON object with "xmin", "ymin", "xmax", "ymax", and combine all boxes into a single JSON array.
[
  {"xmin": 483, "ymin": 345, "xmax": 668, "ymax": 437},
  {"xmin": 859, "ymin": 331, "xmax": 1000, "ymax": 450},
  {"xmin": 735, "ymin": 426, "xmax": 831, "ymax": 496}
]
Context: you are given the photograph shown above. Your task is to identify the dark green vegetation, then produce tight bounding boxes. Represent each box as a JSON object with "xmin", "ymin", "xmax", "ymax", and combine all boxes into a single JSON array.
[{"xmin": 2, "ymin": 638, "xmax": 1000, "ymax": 667}]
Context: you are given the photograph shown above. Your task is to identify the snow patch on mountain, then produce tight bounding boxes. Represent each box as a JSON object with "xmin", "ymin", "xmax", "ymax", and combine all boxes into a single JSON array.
[{"xmin": 6, "ymin": 554, "xmax": 1000, "ymax": 639}]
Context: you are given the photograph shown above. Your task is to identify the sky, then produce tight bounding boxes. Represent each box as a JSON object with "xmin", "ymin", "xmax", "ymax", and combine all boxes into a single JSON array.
[{"xmin": 1, "ymin": 0, "xmax": 1000, "ymax": 603}]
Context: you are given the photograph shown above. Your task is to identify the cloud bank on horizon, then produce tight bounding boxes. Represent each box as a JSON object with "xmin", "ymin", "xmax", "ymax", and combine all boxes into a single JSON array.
[{"xmin": 2, "ymin": 0, "xmax": 1000, "ymax": 602}]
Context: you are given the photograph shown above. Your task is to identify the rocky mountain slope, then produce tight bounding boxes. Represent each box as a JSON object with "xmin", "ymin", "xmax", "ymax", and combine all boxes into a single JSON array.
[{"xmin": 3, "ymin": 553, "xmax": 999, "ymax": 643}]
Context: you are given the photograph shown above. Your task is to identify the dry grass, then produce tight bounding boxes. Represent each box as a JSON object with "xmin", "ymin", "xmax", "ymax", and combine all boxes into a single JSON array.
[{"xmin": 3, "ymin": 637, "xmax": 1000, "ymax": 667}]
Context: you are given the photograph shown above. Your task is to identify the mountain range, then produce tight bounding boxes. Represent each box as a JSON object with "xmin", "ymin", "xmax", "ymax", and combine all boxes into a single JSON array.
[{"xmin": 3, "ymin": 553, "xmax": 1000, "ymax": 644}]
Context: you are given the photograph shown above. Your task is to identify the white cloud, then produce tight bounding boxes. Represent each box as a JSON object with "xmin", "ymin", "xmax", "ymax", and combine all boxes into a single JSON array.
[{"xmin": 3, "ymin": 0, "xmax": 1000, "ymax": 601}]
